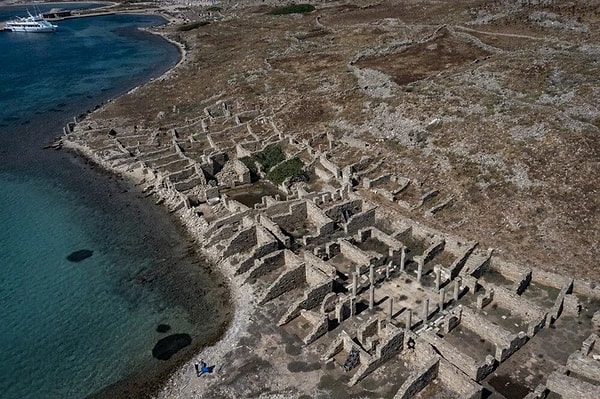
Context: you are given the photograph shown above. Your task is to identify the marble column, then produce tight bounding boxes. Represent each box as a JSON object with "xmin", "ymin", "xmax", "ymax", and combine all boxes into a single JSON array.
[
  {"xmin": 434, "ymin": 265, "xmax": 441, "ymax": 291},
  {"xmin": 388, "ymin": 297, "xmax": 394, "ymax": 321},
  {"xmin": 352, "ymin": 272, "xmax": 358, "ymax": 297},
  {"xmin": 422, "ymin": 298, "xmax": 429, "ymax": 321},
  {"xmin": 439, "ymin": 288, "xmax": 445, "ymax": 311},
  {"xmin": 400, "ymin": 247, "xmax": 406, "ymax": 272},
  {"xmin": 453, "ymin": 277, "xmax": 462, "ymax": 301}
]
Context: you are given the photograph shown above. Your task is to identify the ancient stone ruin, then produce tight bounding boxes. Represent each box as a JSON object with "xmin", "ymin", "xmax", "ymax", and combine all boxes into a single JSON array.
[{"xmin": 64, "ymin": 95, "xmax": 600, "ymax": 398}]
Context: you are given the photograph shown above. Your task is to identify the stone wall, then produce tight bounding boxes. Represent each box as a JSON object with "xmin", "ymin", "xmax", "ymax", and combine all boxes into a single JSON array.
[
  {"xmin": 531, "ymin": 268, "xmax": 572, "ymax": 289},
  {"xmin": 437, "ymin": 357, "xmax": 482, "ymax": 399},
  {"xmin": 460, "ymin": 306, "xmax": 529, "ymax": 362},
  {"xmin": 491, "ymin": 258, "xmax": 526, "ymax": 282},
  {"xmin": 345, "ymin": 207, "xmax": 377, "ymax": 234},
  {"xmin": 549, "ymin": 278, "xmax": 574, "ymax": 322},
  {"xmin": 244, "ymin": 250, "xmax": 286, "ymax": 282},
  {"xmin": 278, "ymin": 278, "xmax": 334, "ymax": 324},
  {"xmin": 252, "ymin": 225, "xmax": 279, "ymax": 259},
  {"xmin": 393, "ymin": 358, "xmax": 439, "ymax": 399},
  {"xmin": 301, "ymin": 309, "xmax": 329, "ymax": 345},
  {"xmin": 566, "ymin": 351, "xmax": 600, "ymax": 382},
  {"xmin": 547, "ymin": 371, "xmax": 598, "ymax": 399},
  {"xmin": 324, "ymin": 199, "xmax": 363, "ymax": 223},
  {"xmin": 304, "ymin": 252, "xmax": 336, "ymax": 286},
  {"xmin": 319, "ymin": 153, "xmax": 341, "ymax": 178},
  {"xmin": 350, "ymin": 325, "xmax": 405, "ymax": 385},
  {"xmin": 222, "ymin": 226, "xmax": 257, "ymax": 257},
  {"xmin": 363, "ymin": 173, "xmax": 391, "ymax": 189},
  {"xmin": 357, "ymin": 316, "xmax": 380, "ymax": 347},
  {"xmin": 422, "ymin": 239, "xmax": 445, "ymax": 264},
  {"xmin": 270, "ymin": 201, "xmax": 308, "ymax": 228},
  {"xmin": 260, "ymin": 263, "xmax": 306, "ymax": 305},
  {"xmin": 486, "ymin": 283, "xmax": 545, "ymax": 325},
  {"xmin": 573, "ymin": 278, "xmax": 600, "ymax": 298},
  {"xmin": 339, "ymin": 239, "xmax": 373, "ymax": 266},
  {"xmin": 258, "ymin": 214, "xmax": 291, "ymax": 247},
  {"xmin": 421, "ymin": 331, "xmax": 496, "ymax": 381}
]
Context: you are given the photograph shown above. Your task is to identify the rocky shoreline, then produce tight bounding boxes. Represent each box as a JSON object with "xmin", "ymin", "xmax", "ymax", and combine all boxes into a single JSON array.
[{"xmin": 59, "ymin": 1, "xmax": 600, "ymax": 398}]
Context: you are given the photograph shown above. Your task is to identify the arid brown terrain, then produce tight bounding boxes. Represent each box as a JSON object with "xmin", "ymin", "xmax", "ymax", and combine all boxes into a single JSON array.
[{"xmin": 64, "ymin": 1, "xmax": 600, "ymax": 398}]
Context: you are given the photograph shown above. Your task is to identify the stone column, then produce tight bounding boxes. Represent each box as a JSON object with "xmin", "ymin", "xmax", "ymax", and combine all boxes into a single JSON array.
[
  {"xmin": 406, "ymin": 308, "xmax": 412, "ymax": 331},
  {"xmin": 369, "ymin": 265, "xmax": 375, "ymax": 285},
  {"xmin": 386, "ymin": 261, "xmax": 391, "ymax": 280},
  {"xmin": 352, "ymin": 272, "xmax": 358, "ymax": 297},
  {"xmin": 422, "ymin": 298, "xmax": 429, "ymax": 321},
  {"xmin": 439, "ymin": 288, "xmax": 445, "ymax": 311},
  {"xmin": 400, "ymin": 247, "xmax": 406, "ymax": 272},
  {"xmin": 355, "ymin": 264, "xmax": 361, "ymax": 276},
  {"xmin": 369, "ymin": 284, "xmax": 375, "ymax": 311},
  {"xmin": 453, "ymin": 277, "xmax": 462, "ymax": 301},
  {"xmin": 434, "ymin": 265, "xmax": 441, "ymax": 291},
  {"xmin": 388, "ymin": 297, "xmax": 394, "ymax": 321},
  {"xmin": 350, "ymin": 297, "xmax": 357, "ymax": 316},
  {"xmin": 416, "ymin": 257, "xmax": 423, "ymax": 283}
]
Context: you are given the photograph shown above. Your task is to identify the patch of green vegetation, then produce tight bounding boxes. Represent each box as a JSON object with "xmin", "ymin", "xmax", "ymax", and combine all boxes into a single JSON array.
[
  {"xmin": 177, "ymin": 21, "xmax": 209, "ymax": 32},
  {"xmin": 207, "ymin": 6, "xmax": 222, "ymax": 12},
  {"xmin": 240, "ymin": 144, "xmax": 286, "ymax": 182},
  {"xmin": 269, "ymin": 4, "xmax": 315, "ymax": 15},
  {"xmin": 267, "ymin": 157, "xmax": 306, "ymax": 185}
]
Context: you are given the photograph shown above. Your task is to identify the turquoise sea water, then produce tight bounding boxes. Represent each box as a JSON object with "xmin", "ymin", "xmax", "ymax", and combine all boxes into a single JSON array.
[{"xmin": 0, "ymin": 5, "xmax": 228, "ymax": 398}]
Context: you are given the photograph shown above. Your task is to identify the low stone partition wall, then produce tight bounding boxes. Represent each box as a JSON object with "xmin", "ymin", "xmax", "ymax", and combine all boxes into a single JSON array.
[
  {"xmin": 339, "ymin": 239, "xmax": 374, "ymax": 267},
  {"xmin": 549, "ymin": 278, "xmax": 574, "ymax": 323},
  {"xmin": 258, "ymin": 214, "xmax": 291, "ymax": 247},
  {"xmin": 484, "ymin": 283, "xmax": 546, "ymax": 336},
  {"xmin": 222, "ymin": 225, "xmax": 257, "ymax": 258},
  {"xmin": 421, "ymin": 331, "xmax": 496, "ymax": 382},
  {"xmin": 349, "ymin": 324, "xmax": 405, "ymax": 386},
  {"xmin": 437, "ymin": 357, "xmax": 482, "ymax": 399},
  {"xmin": 461, "ymin": 250, "xmax": 493, "ymax": 278},
  {"xmin": 277, "ymin": 259, "xmax": 334, "ymax": 324},
  {"xmin": 324, "ymin": 198, "xmax": 363, "ymax": 223},
  {"xmin": 203, "ymin": 209, "xmax": 252, "ymax": 239},
  {"xmin": 260, "ymin": 263, "xmax": 306, "ymax": 305},
  {"xmin": 573, "ymin": 278, "xmax": 600, "ymax": 298},
  {"xmin": 393, "ymin": 358, "xmax": 439, "ymax": 399},
  {"xmin": 547, "ymin": 371, "xmax": 598, "ymax": 399},
  {"xmin": 422, "ymin": 239, "xmax": 445, "ymax": 264},
  {"xmin": 447, "ymin": 242, "xmax": 477, "ymax": 279},
  {"xmin": 344, "ymin": 207, "xmax": 377, "ymax": 234},
  {"xmin": 460, "ymin": 306, "xmax": 528, "ymax": 362},
  {"xmin": 244, "ymin": 249, "xmax": 302, "ymax": 283},
  {"xmin": 269, "ymin": 201, "xmax": 307, "ymax": 228},
  {"xmin": 300, "ymin": 309, "xmax": 329, "ymax": 345},
  {"xmin": 567, "ymin": 351, "xmax": 600, "ymax": 383}
]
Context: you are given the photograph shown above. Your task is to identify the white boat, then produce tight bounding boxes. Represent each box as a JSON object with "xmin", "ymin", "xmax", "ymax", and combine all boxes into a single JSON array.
[{"xmin": 4, "ymin": 11, "xmax": 57, "ymax": 33}]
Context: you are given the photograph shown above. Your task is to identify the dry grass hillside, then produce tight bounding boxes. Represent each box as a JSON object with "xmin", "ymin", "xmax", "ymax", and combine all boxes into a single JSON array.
[{"xmin": 93, "ymin": 0, "xmax": 600, "ymax": 281}]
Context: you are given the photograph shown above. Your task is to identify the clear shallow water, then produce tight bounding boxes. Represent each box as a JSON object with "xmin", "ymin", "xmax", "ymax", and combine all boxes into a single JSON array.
[{"xmin": 0, "ymin": 6, "xmax": 229, "ymax": 399}]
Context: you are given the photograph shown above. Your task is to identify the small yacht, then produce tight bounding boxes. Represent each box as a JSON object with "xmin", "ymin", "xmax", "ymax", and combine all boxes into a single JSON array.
[{"xmin": 4, "ymin": 11, "xmax": 57, "ymax": 33}]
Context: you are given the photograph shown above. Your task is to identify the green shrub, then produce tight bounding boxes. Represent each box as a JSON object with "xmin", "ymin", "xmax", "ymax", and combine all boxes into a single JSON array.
[
  {"xmin": 255, "ymin": 144, "xmax": 286, "ymax": 171},
  {"xmin": 177, "ymin": 21, "xmax": 209, "ymax": 32},
  {"xmin": 269, "ymin": 4, "xmax": 315, "ymax": 15},
  {"xmin": 239, "ymin": 145, "xmax": 286, "ymax": 182},
  {"xmin": 267, "ymin": 157, "xmax": 306, "ymax": 185}
]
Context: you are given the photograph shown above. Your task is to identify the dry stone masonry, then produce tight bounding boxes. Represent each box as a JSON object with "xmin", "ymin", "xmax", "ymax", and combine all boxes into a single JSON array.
[{"xmin": 63, "ymin": 96, "xmax": 600, "ymax": 398}]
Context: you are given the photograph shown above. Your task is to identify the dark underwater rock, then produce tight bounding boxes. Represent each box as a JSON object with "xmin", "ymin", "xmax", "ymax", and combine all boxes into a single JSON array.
[
  {"xmin": 66, "ymin": 249, "xmax": 94, "ymax": 262},
  {"xmin": 152, "ymin": 333, "xmax": 191, "ymax": 360},
  {"xmin": 156, "ymin": 324, "xmax": 171, "ymax": 333}
]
